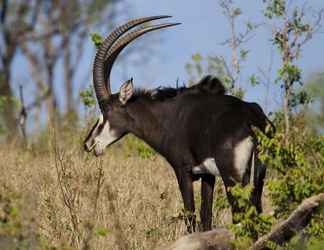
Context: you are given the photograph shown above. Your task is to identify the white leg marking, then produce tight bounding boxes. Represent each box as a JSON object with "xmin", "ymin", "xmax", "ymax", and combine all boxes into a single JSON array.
[
  {"xmin": 192, "ymin": 158, "xmax": 219, "ymax": 176},
  {"xmin": 234, "ymin": 136, "xmax": 254, "ymax": 179},
  {"xmin": 192, "ymin": 166, "xmax": 205, "ymax": 175}
]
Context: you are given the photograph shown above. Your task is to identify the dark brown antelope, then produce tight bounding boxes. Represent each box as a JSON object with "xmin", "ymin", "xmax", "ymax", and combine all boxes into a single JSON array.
[{"xmin": 84, "ymin": 16, "xmax": 275, "ymax": 232}]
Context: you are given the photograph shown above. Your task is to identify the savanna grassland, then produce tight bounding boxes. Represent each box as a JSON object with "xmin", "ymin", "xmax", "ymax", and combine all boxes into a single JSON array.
[
  {"xmin": 0, "ymin": 126, "xmax": 233, "ymax": 250},
  {"xmin": 1, "ymin": 1, "xmax": 324, "ymax": 249},
  {"xmin": 1, "ymin": 114, "xmax": 324, "ymax": 250}
]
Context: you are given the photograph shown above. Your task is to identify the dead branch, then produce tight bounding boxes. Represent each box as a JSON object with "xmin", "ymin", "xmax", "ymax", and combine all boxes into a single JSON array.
[
  {"xmin": 252, "ymin": 193, "xmax": 324, "ymax": 250},
  {"xmin": 157, "ymin": 193, "xmax": 324, "ymax": 250},
  {"xmin": 81, "ymin": 161, "xmax": 105, "ymax": 250},
  {"xmin": 18, "ymin": 85, "xmax": 27, "ymax": 143}
]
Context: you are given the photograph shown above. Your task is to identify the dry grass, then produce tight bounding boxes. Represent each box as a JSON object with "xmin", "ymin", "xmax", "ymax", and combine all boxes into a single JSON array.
[
  {"xmin": 0, "ymin": 120, "xmax": 239, "ymax": 250},
  {"xmin": 0, "ymin": 130, "xmax": 194, "ymax": 250}
]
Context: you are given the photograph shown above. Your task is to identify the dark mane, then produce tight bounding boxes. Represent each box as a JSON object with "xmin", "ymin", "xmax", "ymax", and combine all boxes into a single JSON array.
[
  {"xmin": 133, "ymin": 86, "xmax": 186, "ymax": 101},
  {"xmin": 132, "ymin": 75, "xmax": 226, "ymax": 101},
  {"xmin": 194, "ymin": 75, "xmax": 226, "ymax": 95}
]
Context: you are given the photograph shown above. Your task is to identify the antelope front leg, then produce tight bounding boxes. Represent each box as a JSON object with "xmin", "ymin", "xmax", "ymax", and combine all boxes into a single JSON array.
[
  {"xmin": 175, "ymin": 169, "xmax": 196, "ymax": 232},
  {"xmin": 200, "ymin": 174, "xmax": 215, "ymax": 231}
]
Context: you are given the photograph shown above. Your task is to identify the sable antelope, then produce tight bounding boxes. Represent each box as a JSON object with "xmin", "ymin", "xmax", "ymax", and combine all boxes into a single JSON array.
[{"xmin": 84, "ymin": 16, "xmax": 275, "ymax": 232}]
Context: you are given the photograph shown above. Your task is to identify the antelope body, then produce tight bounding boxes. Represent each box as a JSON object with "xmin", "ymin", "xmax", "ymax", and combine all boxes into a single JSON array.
[{"xmin": 84, "ymin": 16, "xmax": 274, "ymax": 232}]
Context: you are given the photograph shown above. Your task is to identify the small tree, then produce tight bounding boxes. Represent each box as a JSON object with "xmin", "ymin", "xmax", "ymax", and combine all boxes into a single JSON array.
[
  {"xmin": 186, "ymin": 0, "xmax": 259, "ymax": 98},
  {"xmin": 263, "ymin": 0, "xmax": 324, "ymax": 144}
]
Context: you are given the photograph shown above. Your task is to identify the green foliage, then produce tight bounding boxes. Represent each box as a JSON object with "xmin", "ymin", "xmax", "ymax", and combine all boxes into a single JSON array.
[
  {"xmin": 256, "ymin": 114, "xmax": 324, "ymax": 247},
  {"xmin": 239, "ymin": 49, "xmax": 249, "ymax": 61},
  {"xmin": 224, "ymin": 108, "xmax": 324, "ymax": 248},
  {"xmin": 290, "ymin": 90, "xmax": 312, "ymax": 107},
  {"xmin": 80, "ymin": 86, "xmax": 96, "ymax": 108},
  {"xmin": 145, "ymin": 227, "xmax": 161, "ymax": 238},
  {"xmin": 233, "ymin": 7, "xmax": 242, "ymax": 17},
  {"xmin": 275, "ymin": 60, "xmax": 307, "ymax": 112},
  {"xmin": 263, "ymin": 0, "xmax": 286, "ymax": 18},
  {"xmin": 229, "ymin": 184, "xmax": 274, "ymax": 240},
  {"xmin": 0, "ymin": 186, "xmax": 72, "ymax": 250},
  {"xmin": 90, "ymin": 33, "xmax": 103, "ymax": 49},
  {"xmin": 0, "ymin": 191, "xmax": 21, "ymax": 236},
  {"xmin": 276, "ymin": 236, "xmax": 324, "ymax": 250},
  {"xmin": 124, "ymin": 135, "xmax": 156, "ymax": 159},
  {"xmin": 185, "ymin": 53, "xmax": 205, "ymax": 86},
  {"xmin": 263, "ymin": 0, "xmax": 321, "ymax": 116},
  {"xmin": 0, "ymin": 96, "xmax": 20, "ymax": 112},
  {"xmin": 277, "ymin": 64, "xmax": 302, "ymax": 86},
  {"xmin": 191, "ymin": 53, "xmax": 203, "ymax": 63},
  {"xmin": 212, "ymin": 182, "xmax": 230, "ymax": 212},
  {"xmin": 249, "ymin": 74, "xmax": 260, "ymax": 86},
  {"xmin": 185, "ymin": 4, "xmax": 323, "ymax": 246},
  {"xmin": 95, "ymin": 227, "xmax": 109, "ymax": 237}
]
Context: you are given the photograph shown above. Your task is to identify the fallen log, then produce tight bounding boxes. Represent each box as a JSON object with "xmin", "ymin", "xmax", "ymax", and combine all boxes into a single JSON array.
[
  {"xmin": 252, "ymin": 193, "xmax": 324, "ymax": 250},
  {"xmin": 157, "ymin": 193, "xmax": 324, "ymax": 250},
  {"xmin": 155, "ymin": 228, "xmax": 234, "ymax": 250}
]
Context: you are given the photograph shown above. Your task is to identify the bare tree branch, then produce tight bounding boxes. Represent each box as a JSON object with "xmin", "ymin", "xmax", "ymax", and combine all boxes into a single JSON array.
[
  {"xmin": 252, "ymin": 193, "xmax": 324, "ymax": 250},
  {"xmin": 0, "ymin": 0, "xmax": 8, "ymax": 24}
]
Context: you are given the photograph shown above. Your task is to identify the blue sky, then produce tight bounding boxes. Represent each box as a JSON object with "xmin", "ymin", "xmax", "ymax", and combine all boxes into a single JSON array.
[
  {"xmin": 13, "ymin": 0, "xmax": 324, "ymax": 122},
  {"xmin": 126, "ymin": 0, "xmax": 324, "ymax": 110}
]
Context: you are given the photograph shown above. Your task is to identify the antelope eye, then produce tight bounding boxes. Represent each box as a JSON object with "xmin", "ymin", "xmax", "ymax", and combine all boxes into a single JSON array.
[{"xmin": 97, "ymin": 121, "xmax": 106, "ymax": 133}]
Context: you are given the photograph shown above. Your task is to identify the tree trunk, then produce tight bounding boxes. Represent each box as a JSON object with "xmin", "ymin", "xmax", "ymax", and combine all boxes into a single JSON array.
[
  {"xmin": 63, "ymin": 34, "xmax": 75, "ymax": 117},
  {"xmin": 0, "ymin": 30, "xmax": 18, "ymax": 140},
  {"xmin": 43, "ymin": 37, "xmax": 58, "ymax": 121},
  {"xmin": 0, "ymin": 67, "xmax": 18, "ymax": 139},
  {"xmin": 283, "ymin": 83, "xmax": 290, "ymax": 145}
]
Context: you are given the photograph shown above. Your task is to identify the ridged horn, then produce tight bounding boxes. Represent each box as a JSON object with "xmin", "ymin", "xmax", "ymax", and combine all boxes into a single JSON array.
[
  {"xmin": 92, "ymin": 15, "xmax": 172, "ymax": 112},
  {"xmin": 103, "ymin": 22, "xmax": 181, "ymax": 98}
]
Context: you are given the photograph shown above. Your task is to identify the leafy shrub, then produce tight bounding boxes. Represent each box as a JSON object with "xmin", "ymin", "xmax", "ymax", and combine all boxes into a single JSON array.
[
  {"xmin": 124, "ymin": 135, "xmax": 156, "ymax": 159},
  {"xmin": 80, "ymin": 86, "xmax": 96, "ymax": 108},
  {"xmin": 229, "ymin": 184, "xmax": 273, "ymax": 241},
  {"xmin": 256, "ymin": 112, "xmax": 324, "ymax": 247}
]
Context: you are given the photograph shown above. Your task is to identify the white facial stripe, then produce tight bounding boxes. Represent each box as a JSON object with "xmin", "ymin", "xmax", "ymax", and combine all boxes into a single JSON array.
[
  {"xmin": 84, "ymin": 116, "xmax": 102, "ymax": 151},
  {"xmin": 98, "ymin": 114, "xmax": 104, "ymax": 123},
  {"xmin": 234, "ymin": 136, "xmax": 253, "ymax": 179},
  {"xmin": 192, "ymin": 158, "xmax": 219, "ymax": 176},
  {"xmin": 95, "ymin": 119, "xmax": 118, "ymax": 146},
  {"xmin": 85, "ymin": 114, "xmax": 120, "ymax": 156}
]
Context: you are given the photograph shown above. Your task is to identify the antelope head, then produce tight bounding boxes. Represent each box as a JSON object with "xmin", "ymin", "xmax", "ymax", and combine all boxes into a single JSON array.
[{"xmin": 84, "ymin": 16, "xmax": 180, "ymax": 156}]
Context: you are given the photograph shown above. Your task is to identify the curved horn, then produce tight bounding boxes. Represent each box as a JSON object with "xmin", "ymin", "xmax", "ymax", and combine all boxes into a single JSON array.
[
  {"xmin": 93, "ymin": 15, "xmax": 172, "ymax": 111},
  {"xmin": 103, "ymin": 22, "xmax": 181, "ymax": 96}
]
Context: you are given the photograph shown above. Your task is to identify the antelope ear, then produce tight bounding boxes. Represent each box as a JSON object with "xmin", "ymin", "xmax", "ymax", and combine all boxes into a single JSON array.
[{"xmin": 119, "ymin": 78, "xmax": 134, "ymax": 105}]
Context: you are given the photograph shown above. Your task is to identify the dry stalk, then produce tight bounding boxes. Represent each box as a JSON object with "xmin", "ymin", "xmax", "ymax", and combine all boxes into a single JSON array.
[
  {"xmin": 81, "ymin": 160, "xmax": 105, "ymax": 250},
  {"xmin": 106, "ymin": 183, "xmax": 129, "ymax": 250},
  {"xmin": 54, "ymin": 147, "xmax": 82, "ymax": 248}
]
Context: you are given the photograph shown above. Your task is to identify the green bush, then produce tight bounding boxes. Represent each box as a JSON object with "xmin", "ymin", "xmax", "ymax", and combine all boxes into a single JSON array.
[
  {"xmin": 256, "ymin": 112, "xmax": 324, "ymax": 248},
  {"xmin": 229, "ymin": 184, "xmax": 273, "ymax": 241},
  {"xmin": 124, "ymin": 135, "xmax": 156, "ymax": 159}
]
